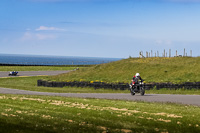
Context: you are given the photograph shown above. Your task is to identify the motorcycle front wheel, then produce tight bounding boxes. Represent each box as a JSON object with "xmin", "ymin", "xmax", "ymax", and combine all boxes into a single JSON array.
[
  {"xmin": 140, "ymin": 87, "xmax": 145, "ymax": 96},
  {"xmin": 130, "ymin": 89, "xmax": 135, "ymax": 96}
]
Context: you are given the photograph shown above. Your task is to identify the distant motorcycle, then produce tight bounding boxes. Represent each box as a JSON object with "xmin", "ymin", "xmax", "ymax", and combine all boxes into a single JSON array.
[
  {"xmin": 8, "ymin": 71, "xmax": 18, "ymax": 76},
  {"xmin": 130, "ymin": 79, "xmax": 145, "ymax": 96}
]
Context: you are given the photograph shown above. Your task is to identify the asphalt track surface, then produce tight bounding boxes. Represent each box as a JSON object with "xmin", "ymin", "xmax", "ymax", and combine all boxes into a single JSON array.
[
  {"xmin": 0, "ymin": 88, "xmax": 200, "ymax": 106},
  {"xmin": 0, "ymin": 70, "xmax": 71, "ymax": 77}
]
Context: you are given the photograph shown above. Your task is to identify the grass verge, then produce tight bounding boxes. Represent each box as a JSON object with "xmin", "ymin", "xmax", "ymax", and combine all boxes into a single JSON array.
[
  {"xmin": 0, "ymin": 76, "xmax": 129, "ymax": 93},
  {"xmin": 0, "ymin": 94, "xmax": 199, "ymax": 133},
  {"xmin": 0, "ymin": 66, "xmax": 81, "ymax": 71}
]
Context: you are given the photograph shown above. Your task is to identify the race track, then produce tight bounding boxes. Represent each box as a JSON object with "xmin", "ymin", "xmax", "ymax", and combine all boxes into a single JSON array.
[
  {"xmin": 0, "ymin": 70, "xmax": 71, "ymax": 77},
  {"xmin": 0, "ymin": 88, "xmax": 199, "ymax": 106}
]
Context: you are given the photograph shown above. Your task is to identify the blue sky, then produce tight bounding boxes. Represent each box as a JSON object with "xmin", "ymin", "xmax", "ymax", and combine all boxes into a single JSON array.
[{"xmin": 0, "ymin": 0, "xmax": 200, "ymax": 58}]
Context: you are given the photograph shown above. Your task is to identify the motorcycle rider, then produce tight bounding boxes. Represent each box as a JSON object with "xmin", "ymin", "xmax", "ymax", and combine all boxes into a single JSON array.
[{"xmin": 130, "ymin": 73, "xmax": 143, "ymax": 94}]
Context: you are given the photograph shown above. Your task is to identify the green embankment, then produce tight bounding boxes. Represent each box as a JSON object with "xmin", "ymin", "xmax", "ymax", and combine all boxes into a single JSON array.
[
  {"xmin": 0, "ymin": 94, "xmax": 200, "ymax": 133},
  {"xmin": 47, "ymin": 57, "xmax": 200, "ymax": 83}
]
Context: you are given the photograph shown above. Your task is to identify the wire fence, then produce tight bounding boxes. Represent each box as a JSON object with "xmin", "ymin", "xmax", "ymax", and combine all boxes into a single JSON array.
[{"xmin": 138, "ymin": 48, "xmax": 193, "ymax": 58}]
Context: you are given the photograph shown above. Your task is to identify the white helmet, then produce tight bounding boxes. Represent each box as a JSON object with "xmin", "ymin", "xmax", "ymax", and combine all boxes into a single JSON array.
[{"xmin": 135, "ymin": 73, "xmax": 140, "ymax": 77}]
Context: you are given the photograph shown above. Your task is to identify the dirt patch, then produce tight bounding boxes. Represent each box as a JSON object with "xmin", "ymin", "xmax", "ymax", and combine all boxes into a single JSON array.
[
  {"xmin": 42, "ymin": 115, "xmax": 53, "ymax": 119},
  {"xmin": 167, "ymin": 114, "xmax": 182, "ymax": 118},
  {"xmin": 97, "ymin": 126, "xmax": 107, "ymax": 130},
  {"xmin": 157, "ymin": 118, "xmax": 171, "ymax": 123},
  {"xmin": 121, "ymin": 129, "xmax": 132, "ymax": 133}
]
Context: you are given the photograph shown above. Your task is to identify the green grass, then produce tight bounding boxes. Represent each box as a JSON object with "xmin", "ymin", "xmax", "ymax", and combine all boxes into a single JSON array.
[
  {"xmin": 0, "ymin": 76, "xmax": 129, "ymax": 93},
  {"xmin": 0, "ymin": 66, "xmax": 81, "ymax": 71},
  {"xmin": 47, "ymin": 57, "xmax": 200, "ymax": 83},
  {"xmin": 0, "ymin": 94, "xmax": 199, "ymax": 133}
]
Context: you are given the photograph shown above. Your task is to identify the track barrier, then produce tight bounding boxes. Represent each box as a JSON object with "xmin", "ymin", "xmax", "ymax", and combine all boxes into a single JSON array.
[{"xmin": 37, "ymin": 80, "xmax": 200, "ymax": 90}]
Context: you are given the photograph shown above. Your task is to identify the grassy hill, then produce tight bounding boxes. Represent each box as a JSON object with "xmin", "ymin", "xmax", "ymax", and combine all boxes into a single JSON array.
[{"xmin": 47, "ymin": 57, "xmax": 200, "ymax": 83}]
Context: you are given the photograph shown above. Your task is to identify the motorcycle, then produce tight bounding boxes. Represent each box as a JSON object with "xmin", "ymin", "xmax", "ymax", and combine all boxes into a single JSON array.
[
  {"xmin": 130, "ymin": 79, "xmax": 145, "ymax": 96},
  {"xmin": 8, "ymin": 71, "xmax": 18, "ymax": 76}
]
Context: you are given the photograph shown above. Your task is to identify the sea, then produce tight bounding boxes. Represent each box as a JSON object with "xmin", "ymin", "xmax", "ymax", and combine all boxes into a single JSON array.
[{"xmin": 0, "ymin": 54, "xmax": 122, "ymax": 65}]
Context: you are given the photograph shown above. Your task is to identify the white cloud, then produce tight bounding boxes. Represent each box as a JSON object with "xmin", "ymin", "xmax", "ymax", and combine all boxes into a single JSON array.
[
  {"xmin": 35, "ymin": 26, "xmax": 65, "ymax": 31},
  {"xmin": 21, "ymin": 32, "xmax": 57, "ymax": 41}
]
